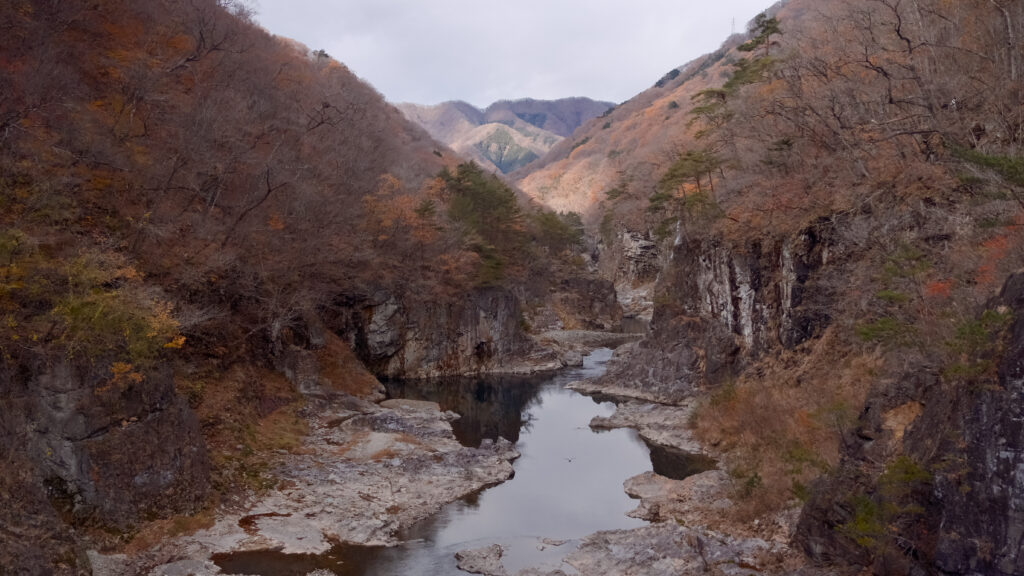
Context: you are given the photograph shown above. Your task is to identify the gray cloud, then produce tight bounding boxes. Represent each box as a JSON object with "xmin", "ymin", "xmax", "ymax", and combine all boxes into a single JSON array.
[{"xmin": 254, "ymin": 0, "xmax": 773, "ymax": 106}]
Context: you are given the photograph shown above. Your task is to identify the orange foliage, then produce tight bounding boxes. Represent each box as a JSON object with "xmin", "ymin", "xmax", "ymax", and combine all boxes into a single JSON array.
[
  {"xmin": 977, "ymin": 235, "xmax": 1013, "ymax": 288},
  {"xmin": 924, "ymin": 279, "xmax": 953, "ymax": 298}
]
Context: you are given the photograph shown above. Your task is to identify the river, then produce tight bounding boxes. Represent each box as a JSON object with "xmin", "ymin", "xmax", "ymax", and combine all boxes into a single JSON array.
[{"xmin": 213, "ymin": 348, "xmax": 705, "ymax": 576}]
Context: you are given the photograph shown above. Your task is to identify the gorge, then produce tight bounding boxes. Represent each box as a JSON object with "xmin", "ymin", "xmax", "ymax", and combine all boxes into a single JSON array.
[{"xmin": 2, "ymin": 0, "xmax": 1024, "ymax": 575}]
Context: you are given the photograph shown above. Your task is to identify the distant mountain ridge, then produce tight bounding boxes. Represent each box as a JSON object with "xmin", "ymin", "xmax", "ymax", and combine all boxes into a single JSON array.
[{"xmin": 398, "ymin": 97, "xmax": 614, "ymax": 174}]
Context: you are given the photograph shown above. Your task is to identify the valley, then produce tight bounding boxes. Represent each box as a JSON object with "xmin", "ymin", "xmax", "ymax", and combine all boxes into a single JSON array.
[{"xmin": 2, "ymin": 0, "xmax": 1023, "ymax": 575}]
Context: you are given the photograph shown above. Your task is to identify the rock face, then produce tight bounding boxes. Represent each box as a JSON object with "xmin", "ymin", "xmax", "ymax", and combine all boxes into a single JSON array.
[
  {"xmin": 593, "ymin": 231, "xmax": 661, "ymax": 325},
  {"xmin": 524, "ymin": 275, "xmax": 623, "ymax": 332},
  {"xmin": 617, "ymin": 231, "xmax": 661, "ymax": 286},
  {"xmin": 595, "ymin": 226, "xmax": 833, "ymax": 403},
  {"xmin": 0, "ymin": 448, "xmax": 84, "ymax": 576},
  {"xmin": 99, "ymin": 391, "xmax": 521, "ymax": 574},
  {"xmin": 797, "ymin": 272, "xmax": 1024, "ymax": 575},
  {"xmin": 336, "ymin": 288, "xmax": 560, "ymax": 379},
  {"xmin": 0, "ymin": 357, "xmax": 209, "ymax": 575}
]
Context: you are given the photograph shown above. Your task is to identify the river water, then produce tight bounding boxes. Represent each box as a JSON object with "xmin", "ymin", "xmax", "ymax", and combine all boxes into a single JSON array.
[{"xmin": 214, "ymin": 348, "xmax": 708, "ymax": 575}]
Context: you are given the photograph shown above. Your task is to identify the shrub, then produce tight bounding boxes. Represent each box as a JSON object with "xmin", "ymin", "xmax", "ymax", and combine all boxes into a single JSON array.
[
  {"xmin": 49, "ymin": 253, "xmax": 182, "ymax": 366},
  {"xmin": 876, "ymin": 289, "xmax": 909, "ymax": 304},
  {"xmin": 856, "ymin": 317, "xmax": 914, "ymax": 344},
  {"xmin": 570, "ymin": 137, "xmax": 591, "ymax": 152},
  {"xmin": 954, "ymin": 148, "xmax": 1024, "ymax": 187},
  {"xmin": 841, "ymin": 456, "xmax": 931, "ymax": 553},
  {"xmin": 605, "ymin": 187, "xmax": 625, "ymax": 201},
  {"xmin": 943, "ymin": 308, "xmax": 1012, "ymax": 380}
]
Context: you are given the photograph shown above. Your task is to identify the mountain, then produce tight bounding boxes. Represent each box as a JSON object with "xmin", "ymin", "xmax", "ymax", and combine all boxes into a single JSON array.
[
  {"xmin": 0, "ymin": 1, "xmax": 615, "ymax": 572},
  {"xmin": 6, "ymin": 0, "xmax": 1024, "ymax": 573},
  {"xmin": 515, "ymin": 0, "xmax": 1024, "ymax": 574},
  {"xmin": 398, "ymin": 97, "xmax": 614, "ymax": 174},
  {"xmin": 511, "ymin": 41, "xmax": 746, "ymax": 217}
]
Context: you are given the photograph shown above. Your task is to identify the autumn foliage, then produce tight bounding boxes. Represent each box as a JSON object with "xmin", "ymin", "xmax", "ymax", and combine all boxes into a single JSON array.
[{"xmin": 0, "ymin": 0, "xmax": 549, "ymax": 381}]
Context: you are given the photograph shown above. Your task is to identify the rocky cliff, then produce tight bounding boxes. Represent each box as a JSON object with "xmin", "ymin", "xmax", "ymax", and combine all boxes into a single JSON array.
[
  {"xmin": 0, "ymin": 357, "xmax": 209, "ymax": 575},
  {"xmin": 522, "ymin": 274, "xmax": 623, "ymax": 333},
  {"xmin": 596, "ymin": 223, "xmax": 834, "ymax": 404},
  {"xmin": 331, "ymin": 288, "xmax": 561, "ymax": 379},
  {"xmin": 797, "ymin": 272, "xmax": 1024, "ymax": 576}
]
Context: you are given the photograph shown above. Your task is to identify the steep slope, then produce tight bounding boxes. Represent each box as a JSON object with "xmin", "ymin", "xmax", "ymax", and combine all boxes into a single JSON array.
[
  {"xmin": 485, "ymin": 97, "xmax": 616, "ymax": 138},
  {"xmin": 526, "ymin": 1, "xmax": 1024, "ymax": 575},
  {"xmin": 0, "ymin": 1, "xmax": 615, "ymax": 572},
  {"xmin": 395, "ymin": 99, "xmax": 485, "ymax": 143},
  {"xmin": 513, "ymin": 40, "xmax": 744, "ymax": 216},
  {"xmin": 398, "ymin": 97, "xmax": 614, "ymax": 174},
  {"xmin": 453, "ymin": 121, "xmax": 554, "ymax": 174}
]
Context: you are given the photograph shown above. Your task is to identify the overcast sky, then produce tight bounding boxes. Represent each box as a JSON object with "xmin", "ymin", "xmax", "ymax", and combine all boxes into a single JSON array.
[{"xmin": 254, "ymin": 0, "xmax": 773, "ymax": 107}]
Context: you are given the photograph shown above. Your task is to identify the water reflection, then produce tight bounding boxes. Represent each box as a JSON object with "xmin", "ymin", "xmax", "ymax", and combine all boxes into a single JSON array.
[
  {"xmin": 214, "ymin": 350, "xmax": 667, "ymax": 576},
  {"xmin": 384, "ymin": 375, "xmax": 546, "ymax": 447}
]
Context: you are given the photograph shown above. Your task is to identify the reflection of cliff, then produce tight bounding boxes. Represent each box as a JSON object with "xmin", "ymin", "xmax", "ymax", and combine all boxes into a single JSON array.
[{"xmin": 385, "ymin": 375, "xmax": 546, "ymax": 447}]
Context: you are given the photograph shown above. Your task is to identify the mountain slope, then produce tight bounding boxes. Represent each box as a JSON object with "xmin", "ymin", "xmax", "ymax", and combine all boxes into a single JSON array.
[
  {"xmin": 512, "ymin": 41, "xmax": 743, "ymax": 216},
  {"xmin": 398, "ymin": 97, "xmax": 614, "ymax": 174},
  {"xmin": 0, "ymin": 1, "xmax": 606, "ymax": 572},
  {"xmin": 516, "ymin": 1, "xmax": 1024, "ymax": 574}
]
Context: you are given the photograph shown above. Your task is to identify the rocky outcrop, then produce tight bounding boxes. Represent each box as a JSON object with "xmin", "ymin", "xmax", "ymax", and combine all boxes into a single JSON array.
[
  {"xmin": 564, "ymin": 524, "xmax": 779, "ymax": 576},
  {"xmin": 0, "ymin": 357, "xmax": 209, "ymax": 574},
  {"xmin": 797, "ymin": 271, "xmax": 1024, "ymax": 575},
  {"xmin": 582, "ymin": 399, "xmax": 702, "ymax": 453},
  {"xmin": 524, "ymin": 275, "xmax": 623, "ymax": 332},
  {"xmin": 595, "ymin": 225, "xmax": 834, "ymax": 403},
  {"xmin": 98, "ymin": 390, "xmax": 521, "ymax": 574},
  {"xmin": 456, "ymin": 544, "xmax": 509, "ymax": 576},
  {"xmin": 335, "ymin": 288, "xmax": 561, "ymax": 379},
  {"xmin": 593, "ymin": 231, "xmax": 661, "ymax": 324},
  {"xmin": 0, "ymin": 448, "xmax": 85, "ymax": 576},
  {"xmin": 619, "ymin": 232, "xmax": 661, "ymax": 285},
  {"xmin": 928, "ymin": 275, "xmax": 1024, "ymax": 575}
]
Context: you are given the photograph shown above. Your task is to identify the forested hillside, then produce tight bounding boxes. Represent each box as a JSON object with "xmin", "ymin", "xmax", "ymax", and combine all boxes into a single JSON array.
[
  {"xmin": 520, "ymin": 0, "xmax": 1024, "ymax": 573},
  {"xmin": 5, "ymin": 0, "xmax": 1024, "ymax": 573},
  {"xmin": 0, "ymin": 1, "xmax": 601, "ymax": 572}
]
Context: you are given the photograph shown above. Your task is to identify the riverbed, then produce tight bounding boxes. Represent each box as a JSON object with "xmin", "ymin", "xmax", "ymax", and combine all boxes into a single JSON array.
[{"xmin": 213, "ymin": 349, "xmax": 667, "ymax": 575}]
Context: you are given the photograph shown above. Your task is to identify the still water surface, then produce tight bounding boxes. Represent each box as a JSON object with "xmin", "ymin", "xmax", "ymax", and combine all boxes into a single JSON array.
[{"xmin": 214, "ymin": 349, "xmax": 702, "ymax": 575}]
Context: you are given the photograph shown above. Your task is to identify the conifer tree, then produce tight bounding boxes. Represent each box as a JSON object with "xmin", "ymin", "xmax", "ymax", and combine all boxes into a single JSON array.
[{"xmin": 739, "ymin": 12, "xmax": 781, "ymax": 57}]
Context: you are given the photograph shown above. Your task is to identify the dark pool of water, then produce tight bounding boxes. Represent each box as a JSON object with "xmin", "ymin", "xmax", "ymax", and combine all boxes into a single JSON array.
[
  {"xmin": 384, "ymin": 372, "xmax": 546, "ymax": 447},
  {"xmin": 647, "ymin": 442, "xmax": 718, "ymax": 481},
  {"xmin": 213, "ymin": 349, "xmax": 714, "ymax": 576}
]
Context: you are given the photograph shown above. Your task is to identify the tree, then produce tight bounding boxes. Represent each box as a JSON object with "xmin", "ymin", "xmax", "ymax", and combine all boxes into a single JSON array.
[
  {"xmin": 533, "ymin": 210, "xmax": 584, "ymax": 255},
  {"xmin": 739, "ymin": 12, "xmax": 782, "ymax": 57},
  {"xmin": 658, "ymin": 149, "xmax": 722, "ymax": 196},
  {"xmin": 440, "ymin": 162, "xmax": 527, "ymax": 284}
]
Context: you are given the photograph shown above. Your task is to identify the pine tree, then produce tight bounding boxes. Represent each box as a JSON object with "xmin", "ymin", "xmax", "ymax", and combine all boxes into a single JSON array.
[{"xmin": 738, "ymin": 12, "xmax": 782, "ymax": 57}]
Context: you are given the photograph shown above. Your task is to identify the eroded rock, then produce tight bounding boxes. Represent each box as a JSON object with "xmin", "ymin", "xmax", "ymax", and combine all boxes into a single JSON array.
[
  {"xmin": 584, "ymin": 400, "xmax": 702, "ymax": 453},
  {"xmin": 96, "ymin": 394, "xmax": 520, "ymax": 573},
  {"xmin": 798, "ymin": 271, "xmax": 1024, "ymax": 575},
  {"xmin": 456, "ymin": 544, "xmax": 508, "ymax": 576},
  {"xmin": 565, "ymin": 524, "xmax": 778, "ymax": 576},
  {"xmin": 337, "ymin": 288, "xmax": 563, "ymax": 379},
  {"xmin": 624, "ymin": 470, "xmax": 733, "ymax": 524}
]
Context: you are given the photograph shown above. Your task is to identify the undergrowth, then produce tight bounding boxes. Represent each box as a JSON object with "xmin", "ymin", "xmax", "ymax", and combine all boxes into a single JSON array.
[{"xmin": 692, "ymin": 328, "xmax": 876, "ymax": 519}]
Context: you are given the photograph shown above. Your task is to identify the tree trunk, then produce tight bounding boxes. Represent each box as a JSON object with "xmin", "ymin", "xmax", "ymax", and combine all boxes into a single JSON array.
[{"xmin": 990, "ymin": 0, "xmax": 1018, "ymax": 81}]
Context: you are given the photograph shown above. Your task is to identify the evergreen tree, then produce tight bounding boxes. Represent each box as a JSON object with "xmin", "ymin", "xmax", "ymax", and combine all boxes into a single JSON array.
[{"xmin": 739, "ymin": 12, "xmax": 781, "ymax": 57}]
